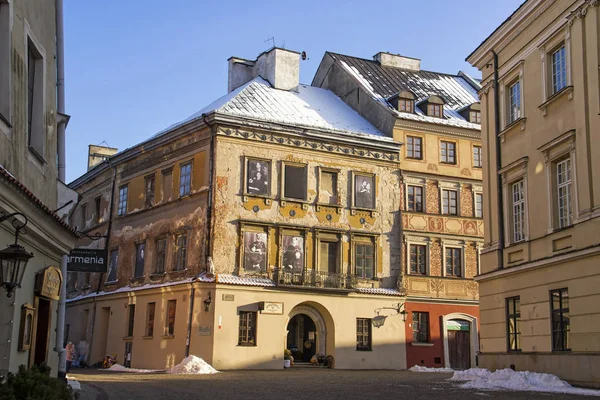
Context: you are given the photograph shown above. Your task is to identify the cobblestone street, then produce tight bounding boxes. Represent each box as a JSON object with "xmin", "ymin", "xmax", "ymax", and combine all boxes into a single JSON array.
[{"xmin": 70, "ymin": 369, "xmax": 591, "ymax": 400}]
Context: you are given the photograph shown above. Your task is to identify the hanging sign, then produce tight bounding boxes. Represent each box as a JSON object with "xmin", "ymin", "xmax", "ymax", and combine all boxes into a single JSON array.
[{"xmin": 67, "ymin": 248, "xmax": 108, "ymax": 272}]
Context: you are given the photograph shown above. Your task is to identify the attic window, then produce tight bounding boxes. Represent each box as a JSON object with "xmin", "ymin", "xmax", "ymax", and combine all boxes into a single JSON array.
[
  {"xmin": 396, "ymin": 90, "xmax": 416, "ymax": 113},
  {"xmin": 419, "ymin": 95, "xmax": 445, "ymax": 118},
  {"xmin": 428, "ymin": 104, "xmax": 443, "ymax": 118},
  {"xmin": 470, "ymin": 111, "xmax": 481, "ymax": 124},
  {"xmin": 459, "ymin": 102, "xmax": 481, "ymax": 124}
]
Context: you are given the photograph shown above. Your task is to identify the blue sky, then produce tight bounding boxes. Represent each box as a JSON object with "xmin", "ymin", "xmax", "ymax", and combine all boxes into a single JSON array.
[{"xmin": 64, "ymin": 0, "xmax": 523, "ymax": 183}]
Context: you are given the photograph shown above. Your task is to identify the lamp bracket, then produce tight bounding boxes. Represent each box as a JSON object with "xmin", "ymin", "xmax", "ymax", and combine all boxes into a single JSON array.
[{"xmin": 0, "ymin": 212, "xmax": 29, "ymax": 244}]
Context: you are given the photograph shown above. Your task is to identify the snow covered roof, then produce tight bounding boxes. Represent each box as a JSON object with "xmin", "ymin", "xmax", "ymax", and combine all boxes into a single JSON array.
[
  {"xmin": 327, "ymin": 52, "xmax": 481, "ymax": 131},
  {"xmin": 355, "ymin": 287, "xmax": 403, "ymax": 296},
  {"xmin": 154, "ymin": 77, "xmax": 387, "ymax": 140}
]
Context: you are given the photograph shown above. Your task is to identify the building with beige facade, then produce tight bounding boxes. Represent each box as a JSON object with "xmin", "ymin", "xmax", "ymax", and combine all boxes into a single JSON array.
[
  {"xmin": 313, "ymin": 52, "xmax": 484, "ymax": 370},
  {"xmin": 467, "ymin": 0, "xmax": 600, "ymax": 388},
  {"xmin": 0, "ymin": 0, "xmax": 78, "ymax": 380},
  {"xmin": 65, "ymin": 47, "xmax": 408, "ymax": 371}
]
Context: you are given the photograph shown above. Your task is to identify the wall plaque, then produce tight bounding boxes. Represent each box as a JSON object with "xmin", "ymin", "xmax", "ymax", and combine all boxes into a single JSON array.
[
  {"xmin": 260, "ymin": 302, "xmax": 283, "ymax": 315},
  {"xmin": 35, "ymin": 266, "xmax": 62, "ymax": 300},
  {"xmin": 222, "ymin": 294, "xmax": 235, "ymax": 301}
]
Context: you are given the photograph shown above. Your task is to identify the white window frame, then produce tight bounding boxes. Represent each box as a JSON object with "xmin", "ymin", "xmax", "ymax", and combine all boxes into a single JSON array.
[
  {"xmin": 556, "ymin": 158, "xmax": 572, "ymax": 228},
  {"xmin": 404, "ymin": 176, "xmax": 426, "ymax": 213},
  {"xmin": 551, "ymin": 45, "xmax": 567, "ymax": 95},
  {"xmin": 508, "ymin": 80, "xmax": 521, "ymax": 124},
  {"xmin": 474, "ymin": 190, "xmax": 483, "ymax": 219},
  {"xmin": 439, "ymin": 181, "xmax": 461, "ymax": 216},
  {"xmin": 473, "ymin": 145, "xmax": 482, "ymax": 168},
  {"xmin": 441, "ymin": 240, "xmax": 465, "ymax": 278},
  {"xmin": 539, "ymin": 27, "xmax": 572, "ymax": 105},
  {"xmin": 0, "ymin": 0, "xmax": 12, "ymax": 137},
  {"xmin": 405, "ymin": 236, "xmax": 430, "ymax": 276},
  {"xmin": 499, "ymin": 61, "xmax": 525, "ymax": 132},
  {"xmin": 511, "ymin": 180, "xmax": 526, "ymax": 243},
  {"xmin": 24, "ymin": 21, "xmax": 46, "ymax": 162},
  {"xmin": 500, "ymin": 157, "xmax": 529, "ymax": 245}
]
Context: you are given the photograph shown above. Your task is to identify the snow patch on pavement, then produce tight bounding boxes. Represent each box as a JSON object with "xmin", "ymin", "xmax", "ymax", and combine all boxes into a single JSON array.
[
  {"xmin": 167, "ymin": 355, "xmax": 219, "ymax": 374},
  {"xmin": 450, "ymin": 368, "xmax": 600, "ymax": 396},
  {"xmin": 409, "ymin": 365, "xmax": 454, "ymax": 373},
  {"xmin": 102, "ymin": 364, "xmax": 163, "ymax": 373}
]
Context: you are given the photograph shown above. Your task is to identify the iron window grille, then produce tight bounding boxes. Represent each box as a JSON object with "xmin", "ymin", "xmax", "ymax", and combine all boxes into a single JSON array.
[{"xmin": 146, "ymin": 302, "xmax": 156, "ymax": 337}]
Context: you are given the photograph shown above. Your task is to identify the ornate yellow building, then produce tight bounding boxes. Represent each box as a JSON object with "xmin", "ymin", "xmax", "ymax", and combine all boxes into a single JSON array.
[{"xmin": 468, "ymin": 0, "xmax": 600, "ymax": 388}]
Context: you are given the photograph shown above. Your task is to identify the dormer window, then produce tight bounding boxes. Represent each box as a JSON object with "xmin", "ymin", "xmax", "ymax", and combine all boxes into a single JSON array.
[
  {"xmin": 391, "ymin": 90, "xmax": 416, "ymax": 114},
  {"xmin": 459, "ymin": 102, "xmax": 482, "ymax": 124},
  {"xmin": 418, "ymin": 95, "xmax": 445, "ymax": 118}
]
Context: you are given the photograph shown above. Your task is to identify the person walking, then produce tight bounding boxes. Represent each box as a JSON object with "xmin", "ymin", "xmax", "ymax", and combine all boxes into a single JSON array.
[{"xmin": 65, "ymin": 342, "xmax": 75, "ymax": 373}]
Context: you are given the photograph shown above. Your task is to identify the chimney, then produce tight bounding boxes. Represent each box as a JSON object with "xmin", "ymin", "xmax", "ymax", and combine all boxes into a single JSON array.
[
  {"xmin": 228, "ymin": 48, "xmax": 300, "ymax": 92},
  {"xmin": 373, "ymin": 52, "xmax": 421, "ymax": 71},
  {"xmin": 88, "ymin": 144, "xmax": 118, "ymax": 171}
]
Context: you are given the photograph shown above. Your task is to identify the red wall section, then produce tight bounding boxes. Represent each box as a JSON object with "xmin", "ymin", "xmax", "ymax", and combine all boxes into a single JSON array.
[{"xmin": 404, "ymin": 301, "xmax": 480, "ymax": 369}]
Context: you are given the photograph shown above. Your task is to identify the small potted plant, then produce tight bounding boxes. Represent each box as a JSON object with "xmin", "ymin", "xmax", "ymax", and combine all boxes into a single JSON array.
[{"xmin": 284, "ymin": 349, "xmax": 293, "ymax": 368}]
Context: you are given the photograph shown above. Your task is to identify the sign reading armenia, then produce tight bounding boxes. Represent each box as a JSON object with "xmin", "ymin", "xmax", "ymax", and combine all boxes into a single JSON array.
[{"xmin": 67, "ymin": 248, "xmax": 108, "ymax": 272}]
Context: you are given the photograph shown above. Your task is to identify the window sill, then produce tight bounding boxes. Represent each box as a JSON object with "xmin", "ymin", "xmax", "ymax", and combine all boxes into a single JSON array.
[
  {"xmin": 237, "ymin": 344, "xmax": 257, "ymax": 347},
  {"xmin": 356, "ymin": 348, "xmax": 372, "ymax": 352},
  {"xmin": 123, "ymin": 336, "xmax": 133, "ymax": 341},
  {"xmin": 439, "ymin": 161, "xmax": 457, "ymax": 166},
  {"xmin": 499, "ymin": 117, "xmax": 526, "ymax": 139},
  {"xmin": 411, "ymin": 342, "xmax": 434, "ymax": 347},
  {"xmin": 280, "ymin": 198, "xmax": 309, "ymax": 209},
  {"xmin": 539, "ymin": 86, "xmax": 573, "ymax": 116},
  {"xmin": 243, "ymin": 194, "xmax": 273, "ymax": 205},
  {"xmin": 350, "ymin": 207, "xmax": 377, "ymax": 218},
  {"xmin": 150, "ymin": 272, "xmax": 167, "ymax": 279},
  {"xmin": 315, "ymin": 203, "xmax": 343, "ymax": 213},
  {"xmin": 142, "ymin": 336, "xmax": 154, "ymax": 340},
  {"xmin": 406, "ymin": 156, "xmax": 424, "ymax": 161},
  {"xmin": 162, "ymin": 335, "xmax": 175, "ymax": 339}
]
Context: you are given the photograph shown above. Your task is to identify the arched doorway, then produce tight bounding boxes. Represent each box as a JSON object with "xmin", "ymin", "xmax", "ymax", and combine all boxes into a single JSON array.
[
  {"xmin": 441, "ymin": 313, "xmax": 478, "ymax": 370},
  {"xmin": 285, "ymin": 304, "xmax": 329, "ymax": 363}
]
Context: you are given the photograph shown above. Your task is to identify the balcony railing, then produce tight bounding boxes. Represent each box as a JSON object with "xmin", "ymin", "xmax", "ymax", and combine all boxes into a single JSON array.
[{"xmin": 273, "ymin": 268, "xmax": 356, "ymax": 290}]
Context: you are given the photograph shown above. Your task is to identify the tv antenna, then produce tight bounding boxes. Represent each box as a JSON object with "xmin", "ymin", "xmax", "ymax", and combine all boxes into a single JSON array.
[{"xmin": 264, "ymin": 36, "xmax": 275, "ymax": 49}]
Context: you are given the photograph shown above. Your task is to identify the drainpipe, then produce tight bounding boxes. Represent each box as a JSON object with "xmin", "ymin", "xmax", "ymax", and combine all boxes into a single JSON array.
[
  {"xmin": 55, "ymin": 0, "xmax": 68, "ymax": 382},
  {"xmin": 492, "ymin": 51, "xmax": 505, "ymax": 270},
  {"xmin": 185, "ymin": 285, "xmax": 195, "ymax": 358}
]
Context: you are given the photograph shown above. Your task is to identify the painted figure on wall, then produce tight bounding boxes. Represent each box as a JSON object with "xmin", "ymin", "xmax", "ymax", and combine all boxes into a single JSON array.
[
  {"xmin": 247, "ymin": 160, "xmax": 270, "ymax": 196},
  {"xmin": 244, "ymin": 232, "xmax": 267, "ymax": 271},
  {"xmin": 355, "ymin": 175, "xmax": 374, "ymax": 209},
  {"xmin": 282, "ymin": 236, "xmax": 304, "ymax": 271}
]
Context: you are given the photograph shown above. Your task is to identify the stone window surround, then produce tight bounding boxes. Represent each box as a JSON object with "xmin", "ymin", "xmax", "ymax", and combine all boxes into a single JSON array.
[
  {"xmin": 281, "ymin": 160, "xmax": 308, "ymax": 202},
  {"xmin": 316, "ymin": 166, "xmax": 341, "ymax": 208},
  {"xmin": 473, "ymin": 184, "xmax": 483, "ymax": 218},
  {"xmin": 404, "ymin": 176, "xmax": 427, "ymax": 212},
  {"xmin": 405, "ymin": 235, "xmax": 430, "ymax": 276},
  {"xmin": 500, "ymin": 157, "xmax": 530, "ymax": 245},
  {"xmin": 538, "ymin": 26, "xmax": 573, "ymax": 115},
  {"xmin": 438, "ymin": 180, "xmax": 462, "ymax": 216},
  {"xmin": 441, "ymin": 239, "xmax": 466, "ymax": 278},
  {"xmin": 538, "ymin": 130, "xmax": 578, "ymax": 233},
  {"xmin": 499, "ymin": 61, "xmax": 526, "ymax": 133}
]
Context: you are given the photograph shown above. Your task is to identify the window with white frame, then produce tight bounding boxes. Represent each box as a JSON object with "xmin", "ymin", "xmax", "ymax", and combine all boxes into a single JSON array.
[
  {"xmin": 551, "ymin": 45, "xmax": 567, "ymax": 95},
  {"xmin": 508, "ymin": 80, "xmax": 521, "ymax": 124},
  {"xmin": 117, "ymin": 185, "xmax": 128, "ymax": 216},
  {"xmin": 474, "ymin": 192, "xmax": 483, "ymax": 218},
  {"xmin": 512, "ymin": 180, "xmax": 525, "ymax": 243},
  {"xmin": 0, "ymin": 0, "xmax": 10, "ymax": 125},
  {"xmin": 442, "ymin": 189, "xmax": 458, "ymax": 215},
  {"xmin": 473, "ymin": 146, "xmax": 482, "ymax": 168},
  {"xmin": 556, "ymin": 158, "xmax": 572, "ymax": 228}
]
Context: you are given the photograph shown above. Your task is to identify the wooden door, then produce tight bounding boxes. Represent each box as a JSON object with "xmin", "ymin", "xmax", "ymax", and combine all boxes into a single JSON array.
[
  {"xmin": 32, "ymin": 297, "xmax": 51, "ymax": 366},
  {"xmin": 448, "ymin": 330, "xmax": 471, "ymax": 370}
]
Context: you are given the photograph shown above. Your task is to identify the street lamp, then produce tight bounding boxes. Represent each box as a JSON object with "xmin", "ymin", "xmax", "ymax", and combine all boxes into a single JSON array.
[{"xmin": 0, "ymin": 212, "xmax": 33, "ymax": 297}]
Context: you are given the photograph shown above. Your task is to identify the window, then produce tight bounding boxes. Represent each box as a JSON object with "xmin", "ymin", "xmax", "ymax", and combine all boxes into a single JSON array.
[
  {"xmin": 428, "ymin": 104, "xmax": 443, "ymax": 118},
  {"xmin": 442, "ymin": 189, "xmax": 458, "ymax": 215},
  {"xmin": 238, "ymin": 311, "xmax": 256, "ymax": 346},
  {"xmin": 117, "ymin": 185, "xmax": 128, "ymax": 216},
  {"xmin": 508, "ymin": 80, "xmax": 521, "ymax": 124},
  {"xmin": 407, "ymin": 185, "xmax": 423, "ymax": 212},
  {"xmin": 145, "ymin": 175, "xmax": 155, "ymax": 208},
  {"xmin": 440, "ymin": 141, "xmax": 456, "ymax": 164},
  {"xmin": 80, "ymin": 203, "xmax": 87, "ymax": 228},
  {"xmin": 146, "ymin": 302, "xmax": 155, "ymax": 337},
  {"xmin": 473, "ymin": 146, "xmax": 482, "ymax": 168},
  {"xmin": 127, "ymin": 304, "xmax": 135, "ymax": 337},
  {"xmin": 94, "ymin": 196, "xmax": 101, "ymax": 224},
  {"xmin": 162, "ymin": 169, "xmax": 173, "ymax": 202},
  {"xmin": 134, "ymin": 242, "xmax": 145, "ymax": 278},
  {"xmin": 319, "ymin": 240, "xmax": 338, "ymax": 274},
  {"xmin": 512, "ymin": 180, "xmax": 525, "ymax": 243},
  {"xmin": 506, "ymin": 297, "xmax": 521, "ymax": 351},
  {"xmin": 179, "ymin": 162, "xmax": 192, "ymax": 197},
  {"xmin": 474, "ymin": 193, "xmax": 483, "ymax": 218},
  {"xmin": 354, "ymin": 173, "xmax": 375, "ymax": 209},
  {"xmin": 399, "ymin": 99, "xmax": 413, "ymax": 113},
  {"xmin": 67, "ymin": 272, "xmax": 77, "ymax": 291},
  {"xmin": 0, "ymin": 1, "xmax": 9, "ymax": 124},
  {"xmin": 283, "ymin": 164, "xmax": 307, "ymax": 200},
  {"xmin": 246, "ymin": 159, "xmax": 271, "ymax": 196},
  {"xmin": 319, "ymin": 170, "xmax": 338, "ymax": 205},
  {"xmin": 356, "ymin": 318, "xmax": 372, "ymax": 351},
  {"xmin": 550, "ymin": 288, "xmax": 569, "ymax": 351},
  {"xmin": 556, "ymin": 159, "xmax": 572, "ymax": 228},
  {"xmin": 27, "ymin": 38, "xmax": 45, "ymax": 158},
  {"xmin": 412, "ymin": 312, "xmax": 429, "ymax": 342},
  {"xmin": 551, "ymin": 45, "xmax": 566, "ymax": 94},
  {"xmin": 410, "ymin": 244, "xmax": 427, "ymax": 275},
  {"xmin": 355, "ymin": 242, "xmax": 374, "ymax": 279},
  {"xmin": 165, "ymin": 300, "xmax": 176, "ymax": 336},
  {"xmin": 406, "ymin": 136, "xmax": 422, "ymax": 160},
  {"xmin": 445, "ymin": 248, "xmax": 462, "ymax": 277},
  {"xmin": 174, "ymin": 233, "xmax": 187, "ymax": 271},
  {"xmin": 155, "ymin": 238, "xmax": 167, "ymax": 274},
  {"xmin": 107, "ymin": 249, "xmax": 118, "ymax": 282},
  {"xmin": 470, "ymin": 110, "xmax": 481, "ymax": 124}
]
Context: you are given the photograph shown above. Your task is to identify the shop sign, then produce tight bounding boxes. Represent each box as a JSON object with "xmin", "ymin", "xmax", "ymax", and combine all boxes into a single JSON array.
[
  {"xmin": 67, "ymin": 248, "xmax": 107, "ymax": 272},
  {"xmin": 259, "ymin": 301, "xmax": 283, "ymax": 315},
  {"xmin": 447, "ymin": 320, "xmax": 470, "ymax": 331},
  {"xmin": 35, "ymin": 266, "xmax": 62, "ymax": 300}
]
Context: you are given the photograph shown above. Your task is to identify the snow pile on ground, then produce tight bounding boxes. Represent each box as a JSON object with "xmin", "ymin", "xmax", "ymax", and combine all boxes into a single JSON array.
[
  {"xmin": 168, "ymin": 355, "xmax": 219, "ymax": 374},
  {"xmin": 103, "ymin": 364, "xmax": 162, "ymax": 373},
  {"xmin": 409, "ymin": 365, "xmax": 454, "ymax": 373},
  {"xmin": 450, "ymin": 368, "xmax": 600, "ymax": 396},
  {"xmin": 67, "ymin": 380, "xmax": 81, "ymax": 391}
]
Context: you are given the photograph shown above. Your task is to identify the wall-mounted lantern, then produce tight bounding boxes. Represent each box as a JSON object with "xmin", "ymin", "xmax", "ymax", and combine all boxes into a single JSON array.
[
  {"xmin": 0, "ymin": 212, "xmax": 33, "ymax": 298},
  {"xmin": 203, "ymin": 292, "xmax": 212, "ymax": 313},
  {"xmin": 372, "ymin": 302, "xmax": 408, "ymax": 327}
]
